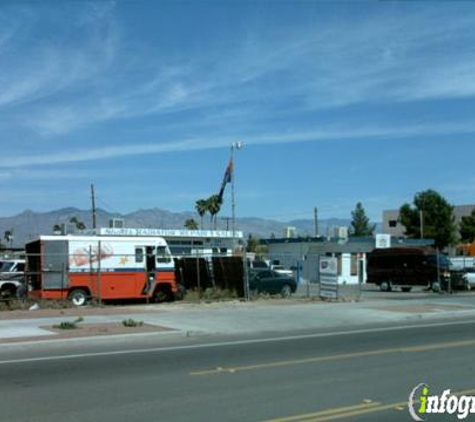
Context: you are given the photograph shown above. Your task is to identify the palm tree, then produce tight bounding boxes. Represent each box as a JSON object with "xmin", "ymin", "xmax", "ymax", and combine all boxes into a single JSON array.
[
  {"xmin": 207, "ymin": 195, "xmax": 222, "ymax": 230},
  {"xmin": 184, "ymin": 218, "xmax": 199, "ymax": 230},
  {"xmin": 195, "ymin": 199, "xmax": 208, "ymax": 229},
  {"xmin": 4, "ymin": 230, "xmax": 13, "ymax": 248}
]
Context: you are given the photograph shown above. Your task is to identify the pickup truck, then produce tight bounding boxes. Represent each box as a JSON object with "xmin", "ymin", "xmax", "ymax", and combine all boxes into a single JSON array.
[{"xmin": 0, "ymin": 259, "xmax": 26, "ymax": 299}]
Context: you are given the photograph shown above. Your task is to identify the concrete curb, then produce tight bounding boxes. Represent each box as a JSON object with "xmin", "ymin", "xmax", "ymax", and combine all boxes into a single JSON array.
[{"xmin": 0, "ymin": 328, "xmax": 190, "ymax": 348}]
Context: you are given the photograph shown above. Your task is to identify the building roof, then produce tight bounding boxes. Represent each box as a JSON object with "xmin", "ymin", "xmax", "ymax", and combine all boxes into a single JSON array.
[{"xmin": 261, "ymin": 236, "xmax": 434, "ymax": 254}]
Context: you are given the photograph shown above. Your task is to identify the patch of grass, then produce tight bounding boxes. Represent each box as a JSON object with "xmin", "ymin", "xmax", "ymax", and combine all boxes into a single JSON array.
[
  {"xmin": 183, "ymin": 287, "xmax": 238, "ymax": 302},
  {"xmin": 53, "ymin": 317, "xmax": 84, "ymax": 330},
  {"xmin": 122, "ymin": 318, "xmax": 144, "ymax": 327},
  {"xmin": 0, "ymin": 299, "xmax": 75, "ymax": 312}
]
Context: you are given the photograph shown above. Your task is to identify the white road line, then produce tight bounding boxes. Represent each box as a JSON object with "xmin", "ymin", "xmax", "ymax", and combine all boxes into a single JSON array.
[{"xmin": 1, "ymin": 319, "xmax": 475, "ymax": 365}]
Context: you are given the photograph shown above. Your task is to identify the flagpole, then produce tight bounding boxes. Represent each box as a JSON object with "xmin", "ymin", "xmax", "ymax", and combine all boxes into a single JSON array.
[{"xmin": 231, "ymin": 142, "xmax": 242, "ymax": 243}]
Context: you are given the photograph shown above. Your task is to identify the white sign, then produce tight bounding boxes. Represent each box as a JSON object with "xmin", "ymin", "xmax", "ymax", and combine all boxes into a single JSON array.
[
  {"xmin": 98, "ymin": 228, "xmax": 243, "ymax": 239},
  {"xmin": 375, "ymin": 234, "xmax": 391, "ymax": 249},
  {"xmin": 319, "ymin": 257, "xmax": 338, "ymax": 299}
]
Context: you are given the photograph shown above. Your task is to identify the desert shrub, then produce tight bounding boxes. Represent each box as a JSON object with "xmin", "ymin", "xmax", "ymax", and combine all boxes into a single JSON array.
[
  {"xmin": 53, "ymin": 317, "xmax": 84, "ymax": 330},
  {"xmin": 122, "ymin": 318, "xmax": 144, "ymax": 327}
]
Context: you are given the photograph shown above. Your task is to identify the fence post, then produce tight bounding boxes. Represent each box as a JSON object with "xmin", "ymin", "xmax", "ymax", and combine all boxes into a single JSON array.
[
  {"xmin": 61, "ymin": 262, "xmax": 65, "ymax": 301},
  {"xmin": 89, "ymin": 246, "xmax": 93, "ymax": 300},
  {"xmin": 243, "ymin": 254, "xmax": 249, "ymax": 301},
  {"xmin": 196, "ymin": 255, "xmax": 201, "ymax": 303},
  {"xmin": 97, "ymin": 241, "xmax": 102, "ymax": 306},
  {"xmin": 308, "ymin": 255, "xmax": 312, "ymax": 299}
]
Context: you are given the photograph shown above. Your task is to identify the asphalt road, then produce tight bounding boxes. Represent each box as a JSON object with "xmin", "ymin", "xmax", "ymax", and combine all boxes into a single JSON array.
[{"xmin": 2, "ymin": 319, "xmax": 475, "ymax": 422}]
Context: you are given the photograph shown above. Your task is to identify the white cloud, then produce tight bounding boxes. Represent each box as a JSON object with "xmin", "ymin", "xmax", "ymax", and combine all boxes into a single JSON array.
[
  {"xmin": 0, "ymin": 3, "xmax": 119, "ymax": 110},
  {"xmin": 2, "ymin": 3, "xmax": 475, "ymax": 139},
  {"xmin": 0, "ymin": 121, "xmax": 474, "ymax": 169}
]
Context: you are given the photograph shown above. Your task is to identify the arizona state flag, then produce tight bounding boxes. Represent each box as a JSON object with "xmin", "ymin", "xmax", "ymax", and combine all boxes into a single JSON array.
[{"xmin": 218, "ymin": 160, "xmax": 233, "ymax": 202}]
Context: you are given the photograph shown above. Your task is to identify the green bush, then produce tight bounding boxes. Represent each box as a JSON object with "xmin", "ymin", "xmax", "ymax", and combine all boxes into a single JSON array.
[
  {"xmin": 53, "ymin": 317, "xmax": 84, "ymax": 330},
  {"xmin": 122, "ymin": 318, "xmax": 144, "ymax": 328},
  {"xmin": 0, "ymin": 298, "xmax": 75, "ymax": 312},
  {"xmin": 183, "ymin": 287, "xmax": 238, "ymax": 302}
]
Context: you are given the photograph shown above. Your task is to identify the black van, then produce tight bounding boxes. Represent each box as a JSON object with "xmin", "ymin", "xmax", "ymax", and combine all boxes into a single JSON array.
[{"xmin": 367, "ymin": 247, "xmax": 464, "ymax": 292}]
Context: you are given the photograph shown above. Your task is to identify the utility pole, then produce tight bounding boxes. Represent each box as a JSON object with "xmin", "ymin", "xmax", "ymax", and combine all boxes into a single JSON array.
[
  {"xmin": 314, "ymin": 206, "xmax": 319, "ymax": 237},
  {"xmin": 91, "ymin": 184, "xmax": 97, "ymax": 230}
]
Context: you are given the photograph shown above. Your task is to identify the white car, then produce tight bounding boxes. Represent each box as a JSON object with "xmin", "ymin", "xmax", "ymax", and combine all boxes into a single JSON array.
[
  {"xmin": 0, "ymin": 259, "xmax": 26, "ymax": 299},
  {"xmin": 464, "ymin": 268, "xmax": 475, "ymax": 290}
]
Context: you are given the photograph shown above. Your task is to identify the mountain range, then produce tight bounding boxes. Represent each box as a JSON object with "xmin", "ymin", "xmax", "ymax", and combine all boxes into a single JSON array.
[{"xmin": 0, "ymin": 207, "xmax": 376, "ymax": 248}]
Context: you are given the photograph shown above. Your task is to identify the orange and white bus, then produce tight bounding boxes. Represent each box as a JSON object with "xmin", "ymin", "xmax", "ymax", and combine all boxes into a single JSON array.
[{"xmin": 26, "ymin": 235, "xmax": 178, "ymax": 306}]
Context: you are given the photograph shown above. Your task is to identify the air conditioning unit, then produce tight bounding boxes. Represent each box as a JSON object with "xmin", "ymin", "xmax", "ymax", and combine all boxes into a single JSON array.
[{"xmin": 109, "ymin": 218, "xmax": 125, "ymax": 229}]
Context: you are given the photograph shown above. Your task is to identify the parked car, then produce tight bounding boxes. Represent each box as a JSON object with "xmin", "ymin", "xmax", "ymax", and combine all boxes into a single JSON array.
[
  {"xmin": 463, "ymin": 268, "xmax": 475, "ymax": 290},
  {"xmin": 270, "ymin": 264, "xmax": 293, "ymax": 277},
  {"xmin": 249, "ymin": 269, "xmax": 297, "ymax": 298},
  {"xmin": 248, "ymin": 260, "xmax": 270, "ymax": 270},
  {"xmin": 0, "ymin": 259, "xmax": 26, "ymax": 299},
  {"xmin": 367, "ymin": 248, "xmax": 465, "ymax": 292}
]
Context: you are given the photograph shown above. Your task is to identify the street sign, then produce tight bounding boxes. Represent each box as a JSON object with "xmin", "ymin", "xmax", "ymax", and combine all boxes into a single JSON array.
[{"xmin": 319, "ymin": 257, "xmax": 338, "ymax": 299}]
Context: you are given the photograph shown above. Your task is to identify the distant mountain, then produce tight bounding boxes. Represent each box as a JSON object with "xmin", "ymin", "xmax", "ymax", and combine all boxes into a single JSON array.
[{"xmin": 0, "ymin": 207, "xmax": 380, "ymax": 248}]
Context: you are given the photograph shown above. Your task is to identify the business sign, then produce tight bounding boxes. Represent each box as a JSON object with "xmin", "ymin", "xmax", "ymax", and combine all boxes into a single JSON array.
[
  {"xmin": 98, "ymin": 228, "xmax": 244, "ymax": 239},
  {"xmin": 319, "ymin": 257, "xmax": 338, "ymax": 299},
  {"xmin": 375, "ymin": 234, "xmax": 391, "ymax": 249}
]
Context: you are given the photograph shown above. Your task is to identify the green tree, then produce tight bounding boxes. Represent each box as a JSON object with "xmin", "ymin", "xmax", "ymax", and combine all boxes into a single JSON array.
[
  {"xmin": 184, "ymin": 218, "xmax": 199, "ymax": 230},
  {"xmin": 52, "ymin": 224, "xmax": 62, "ymax": 233},
  {"xmin": 195, "ymin": 199, "xmax": 208, "ymax": 230},
  {"xmin": 206, "ymin": 195, "xmax": 222, "ymax": 229},
  {"xmin": 69, "ymin": 217, "xmax": 86, "ymax": 230},
  {"xmin": 4, "ymin": 229, "xmax": 13, "ymax": 247},
  {"xmin": 399, "ymin": 189, "xmax": 456, "ymax": 249},
  {"xmin": 246, "ymin": 234, "xmax": 259, "ymax": 253},
  {"xmin": 349, "ymin": 202, "xmax": 375, "ymax": 237},
  {"xmin": 460, "ymin": 209, "xmax": 475, "ymax": 243}
]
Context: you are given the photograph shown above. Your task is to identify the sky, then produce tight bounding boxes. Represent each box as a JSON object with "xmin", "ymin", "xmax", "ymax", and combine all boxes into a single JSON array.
[{"xmin": 1, "ymin": 1, "xmax": 475, "ymax": 223}]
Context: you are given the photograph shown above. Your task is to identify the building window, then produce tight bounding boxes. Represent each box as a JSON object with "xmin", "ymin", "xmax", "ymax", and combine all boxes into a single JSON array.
[{"xmin": 389, "ymin": 220, "xmax": 398, "ymax": 228}]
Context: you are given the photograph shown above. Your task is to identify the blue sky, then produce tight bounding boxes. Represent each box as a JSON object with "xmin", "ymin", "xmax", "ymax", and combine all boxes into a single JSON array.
[{"xmin": 1, "ymin": 1, "xmax": 475, "ymax": 222}]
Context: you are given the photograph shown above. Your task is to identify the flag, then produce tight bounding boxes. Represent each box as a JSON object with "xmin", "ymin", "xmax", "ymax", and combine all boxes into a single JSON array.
[{"xmin": 218, "ymin": 159, "xmax": 233, "ymax": 202}]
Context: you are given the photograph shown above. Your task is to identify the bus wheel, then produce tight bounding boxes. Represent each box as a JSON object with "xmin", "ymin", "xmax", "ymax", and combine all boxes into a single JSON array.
[
  {"xmin": 380, "ymin": 281, "xmax": 391, "ymax": 292},
  {"xmin": 153, "ymin": 285, "xmax": 173, "ymax": 303},
  {"xmin": 68, "ymin": 289, "xmax": 88, "ymax": 306}
]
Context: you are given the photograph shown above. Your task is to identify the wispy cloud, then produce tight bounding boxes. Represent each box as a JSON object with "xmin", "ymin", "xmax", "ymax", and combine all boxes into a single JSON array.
[
  {"xmin": 1, "ymin": 120, "xmax": 474, "ymax": 169},
  {"xmin": 2, "ymin": 3, "xmax": 475, "ymax": 139},
  {"xmin": 0, "ymin": 3, "xmax": 118, "ymax": 110}
]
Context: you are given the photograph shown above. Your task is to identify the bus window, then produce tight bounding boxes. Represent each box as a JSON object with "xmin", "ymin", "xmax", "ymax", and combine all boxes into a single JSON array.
[
  {"xmin": 156, "ymin": 246, "xmax": 171, "ymax": 263},
  {"xmin": 135, "ymin": 247, "xmax": 144, "ymax": 263}
]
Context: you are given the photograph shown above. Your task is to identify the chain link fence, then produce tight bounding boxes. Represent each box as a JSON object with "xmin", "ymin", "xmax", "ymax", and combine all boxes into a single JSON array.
[
  {"xmin": 0, "ymin": 249, "xmax": 369, "ymax": 307},
  {"xmin": 251, "ymin": 252, "xmax": 364, "ymax": 301},
  {"xmin": 0, "ymin": 250, "xmax": 250, "ymax": 307}
]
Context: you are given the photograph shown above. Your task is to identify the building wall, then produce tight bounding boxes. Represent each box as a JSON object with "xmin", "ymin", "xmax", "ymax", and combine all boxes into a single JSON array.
[
  {"xmin": 382, "ymin": 209, "xmax": 406, "ymax": 237},
  {"xmin": 382, "ymin": 204, "xmax": 475, "ymax": 238},
  {"xmin": 265, "ymin": 239, "xmax": 373, "ymax": 285}
]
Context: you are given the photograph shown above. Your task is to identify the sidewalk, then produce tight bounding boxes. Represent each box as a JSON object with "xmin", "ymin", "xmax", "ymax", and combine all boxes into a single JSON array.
[{"xmin": 2, "ymin": 295, "xmax": 475, "ymax": 344}]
